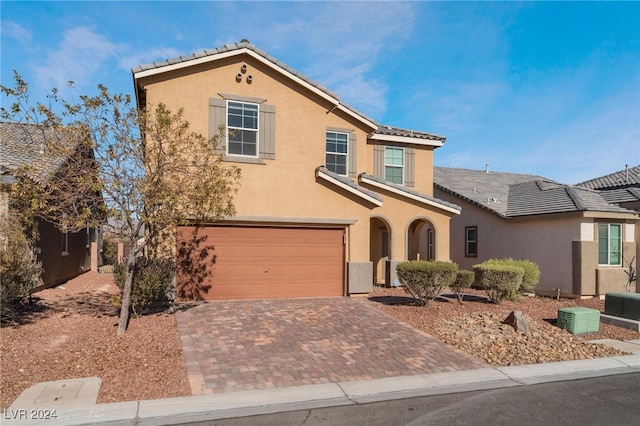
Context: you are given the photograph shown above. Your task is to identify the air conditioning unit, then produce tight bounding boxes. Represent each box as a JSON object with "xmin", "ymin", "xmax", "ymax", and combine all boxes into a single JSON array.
[{"xmin": 557, "ymin": 307, "xmax": 600, "ymax": 335}]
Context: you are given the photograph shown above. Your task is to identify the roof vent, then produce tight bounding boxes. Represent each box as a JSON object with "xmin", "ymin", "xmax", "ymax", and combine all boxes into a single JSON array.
[
  {"xmin": 485, "ymin": 163, "xmax": 490, "ymax": 173},
  {"xmin": 240, "ymin": 38, "xmax": 250, "ymax": 43}
]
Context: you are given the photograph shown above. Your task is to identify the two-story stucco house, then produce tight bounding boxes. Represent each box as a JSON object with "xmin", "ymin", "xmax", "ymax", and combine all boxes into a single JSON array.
[
  {"xmin": 434, "ymin": 166, "xmax": 639, "ymax": 298},
  {"xmin": 132, "ymin": 41, "xmax": 460, "ymax": 301}
]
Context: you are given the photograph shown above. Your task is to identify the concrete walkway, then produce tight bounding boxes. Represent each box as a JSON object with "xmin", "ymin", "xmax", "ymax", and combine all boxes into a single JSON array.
[{"xmin": 3, "ymin": 353, "xmax": 639, "ymax": 425}]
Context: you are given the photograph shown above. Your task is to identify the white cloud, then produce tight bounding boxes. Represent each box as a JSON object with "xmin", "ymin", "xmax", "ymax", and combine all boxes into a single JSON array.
[
  {"xmin": 33, "ymin": 27, "xmax": 123, "ymax": 90},
  {"xmin": 245, "ymin": 2, "xmax": 416, "ymax": 119},
  {"xmin": 1, "ymin": 20, "xmax": 32, "ymax": 45}
]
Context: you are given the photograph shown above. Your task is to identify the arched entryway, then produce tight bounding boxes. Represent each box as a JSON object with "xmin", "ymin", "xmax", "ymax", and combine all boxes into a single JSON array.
[
  {"xmin": 370, "ymin": 216, "xmax": 392, "ymax": 285},
  {"xmin": 407, "ymin": 218, "xmax": 436, "ymax": 261}
]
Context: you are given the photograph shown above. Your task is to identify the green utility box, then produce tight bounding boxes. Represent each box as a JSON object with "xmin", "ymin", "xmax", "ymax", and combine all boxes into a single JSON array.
[
  {"xmin": 604, "ymin": 293, "xmax": 640, "ymax": 321},
  {"xmin": 557, "ymin": 307, "xmax": 600, "ymax": 335}
]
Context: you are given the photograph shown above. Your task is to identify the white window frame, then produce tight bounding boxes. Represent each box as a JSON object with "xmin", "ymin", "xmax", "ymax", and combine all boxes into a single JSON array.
[
  {"xmin": 598, "ymin": 223, "xmax": 622, "ymax": 266},
  {"xmin": 325, "ymin": 131, "xmax": 349, "ymax": 176},
  {"xmin": 226, "ymin": 100, "xmax": 259, "ymax": 158},
  {"xmin": 384, "ymin": 146, "xmax": 404, "ymax": 185}
]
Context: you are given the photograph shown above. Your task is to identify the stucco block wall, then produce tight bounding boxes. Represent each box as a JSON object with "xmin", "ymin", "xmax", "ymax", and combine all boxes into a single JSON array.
[{"xmin": 347, "ymin": 262, "xmax": 373, "ymax": 294}]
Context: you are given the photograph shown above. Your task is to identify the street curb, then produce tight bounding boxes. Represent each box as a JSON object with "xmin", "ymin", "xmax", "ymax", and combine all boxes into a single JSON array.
[{"xmin": 3, "ymin": 354, "xmax": 639, "ymax": 425}]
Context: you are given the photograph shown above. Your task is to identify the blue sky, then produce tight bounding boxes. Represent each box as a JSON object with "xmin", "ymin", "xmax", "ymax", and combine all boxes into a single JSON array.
[{"xmin": 2, "ymin": 1, "xmax": 639, "ymax": 184}]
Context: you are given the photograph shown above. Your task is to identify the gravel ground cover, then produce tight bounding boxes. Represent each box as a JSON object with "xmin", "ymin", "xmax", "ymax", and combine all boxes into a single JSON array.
[{"xmin": 2, "ymin": 273, "xmax": 638, "ymax": 411}]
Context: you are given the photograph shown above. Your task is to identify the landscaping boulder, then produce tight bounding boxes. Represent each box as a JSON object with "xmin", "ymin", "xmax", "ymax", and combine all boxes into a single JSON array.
[{"xmin": 503, "ymin": 310, "xmax": 531, "ymax": 335}]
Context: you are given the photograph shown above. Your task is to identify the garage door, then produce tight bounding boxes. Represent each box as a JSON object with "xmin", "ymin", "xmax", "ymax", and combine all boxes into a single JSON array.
[{"xmin": 176, "ymin": 226, "xmax": 345, "ymax": 300}]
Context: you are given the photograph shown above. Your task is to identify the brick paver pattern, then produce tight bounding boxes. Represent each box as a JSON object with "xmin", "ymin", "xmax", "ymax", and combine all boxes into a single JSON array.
[{"xmin": 175, "ymin": 298, "xmax": 488, "ymax": 395}]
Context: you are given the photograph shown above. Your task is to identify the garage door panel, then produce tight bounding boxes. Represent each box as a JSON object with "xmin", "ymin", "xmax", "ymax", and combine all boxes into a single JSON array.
[{"xmin": 176, "ymin": 226, "xmax": 344, "ymax": 300}]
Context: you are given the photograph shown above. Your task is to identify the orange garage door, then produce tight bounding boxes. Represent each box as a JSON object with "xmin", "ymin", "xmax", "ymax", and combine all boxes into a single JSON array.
[{"xmin": 176, "ymin": 226, "xmax": 345, "ymax": 300}]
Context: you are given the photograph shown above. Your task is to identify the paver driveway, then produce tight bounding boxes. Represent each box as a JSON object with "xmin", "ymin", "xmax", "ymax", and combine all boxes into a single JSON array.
[{"xmin": 175, "ymin": 298, "xmax": 488, "ymax": 395}]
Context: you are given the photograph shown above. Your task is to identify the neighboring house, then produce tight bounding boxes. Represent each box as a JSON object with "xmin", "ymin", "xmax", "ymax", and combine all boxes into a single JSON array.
[
  {"xmin": 576, "ymin": 165, "xmax": 640, "ymax": 212},
  {"xmin": 132, "ymin": 40, "xmax": 461, "ymax": 301},
  {"xmin": 433, "ymin": 166, "xmax": 639, "ymax": 298},
  {"xmin": 0, "ymin": 121, "xmax": 100, "ymax": 289}
]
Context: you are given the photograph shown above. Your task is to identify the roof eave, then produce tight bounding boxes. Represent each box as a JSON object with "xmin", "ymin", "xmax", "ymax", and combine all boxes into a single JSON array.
[
  {"xmin": 369, "ymin": 133, "xmax": 444, "ymax": 148},
  {"xmin": 362, "ymin": 176, "xmax": 460, "ymax": 215},
  {"xmin": 133, "ymin": 47, "xmax": 379, "ymax": 130}
]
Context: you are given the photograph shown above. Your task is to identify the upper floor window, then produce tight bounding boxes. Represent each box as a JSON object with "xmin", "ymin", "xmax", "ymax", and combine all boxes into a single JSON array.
[
  {"xmin": 227, "ymin": 101, "xmax": 258, "ymax": 157},
  {"xmin": 465, "ymin": 226, "xmax": 477, "ymax": 257},
  {"xmin": 598, "ymin": 223, "xmax": 621, "ymax": 265},
  {"xmin": 326, "ymin": 131, "xmax": 349, "ymax": 176},
  {"xmin": 384, "ymin": 147, "xmax": 404, "ymax": 185}
]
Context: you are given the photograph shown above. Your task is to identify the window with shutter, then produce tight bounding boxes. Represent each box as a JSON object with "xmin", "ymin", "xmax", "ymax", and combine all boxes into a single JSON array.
[
  {"xmin": 373, "ymin": 145, "xmax": 415, "ymax": 187},
  {"xmin": 209, "ymin": 96, "xmax": 276, "ymax": 162}
]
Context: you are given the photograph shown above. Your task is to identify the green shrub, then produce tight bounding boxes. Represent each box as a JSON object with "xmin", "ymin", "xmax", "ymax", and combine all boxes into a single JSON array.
[
  {"xmin": 483, "ymin": 258, "xmax": 540, "ymax": 293},
  {"xmin": 0, "ymin": 219, "xmax": 42, "ymax": 324},
  {"xmin": 396, "ymin": 261, "xmax": 458, "ymax": 305},
  {"xmin": 113, "ymin": 257, "xmax": 175, "ymax": 316},
  {"xmin": 473, "ymin": 264, "xmax": 523, "ymax": 304},
  {"xmin": 101, "ymin": 235, "xmax": 119, "ymax": 265},
  {"xmin": 451, "ymin": 270, "xmax": 474, "ymax": 303}
]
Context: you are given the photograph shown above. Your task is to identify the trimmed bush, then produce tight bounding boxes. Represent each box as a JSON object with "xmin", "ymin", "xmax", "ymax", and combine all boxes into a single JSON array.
[
  {"xmin": 0, "ymin": 218, "xmax": 42, "ymax": 324},
  {"xmin": 114, "ymin": 257, "xmax": 175, "ymax": 316},
  {"xmin": 396, "ymin": 261, "xmax": 458, "ymax": 305},
  {"xmin": 101, "ymin": 235, "xmax": 119, "ymax": 265},
  {"xmin": 483, "ymin": 258, "xmax": 540, "ymax": 293},
  {"xmin": 473, "ymin": 263, "xmax": 524, "ymax": 304},
  {"xmin": 451, "ymin": 270, "xmax": 474, "ymax": 303}
]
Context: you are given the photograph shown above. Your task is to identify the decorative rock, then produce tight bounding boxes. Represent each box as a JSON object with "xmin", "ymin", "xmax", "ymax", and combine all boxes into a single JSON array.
[{"xmin": 503, "ymin": 310, "xmax": 531, "ymax": 335}]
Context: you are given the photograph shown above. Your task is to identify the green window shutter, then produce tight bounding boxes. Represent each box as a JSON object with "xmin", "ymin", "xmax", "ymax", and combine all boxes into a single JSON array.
[
  {"xmin": 259, "ymin": 104, "xmax": 276, "ymax": 160},
  {"xmin": 348, "ymin": 132, "xmax": 357, "ymax": 178},
  {"xmin": 598, "ymin": 224, "xmax": 608, "ymax": 264},
  {"xmin": 373, "ymin": 145, "xmax": 384, "ymax": 178},
  {"xmin": 209, "ymin": 98, "xmax": 226, "ymax": 154},
  {"xmin": 405, "ymin": 147, "xmax": 415, "ymax": 187}
]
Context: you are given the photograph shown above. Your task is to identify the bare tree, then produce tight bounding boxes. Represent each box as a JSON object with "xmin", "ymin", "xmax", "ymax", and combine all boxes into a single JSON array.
[{"xmin": 1, "ymin": 72, "xmax": 241, "ymax": 335}]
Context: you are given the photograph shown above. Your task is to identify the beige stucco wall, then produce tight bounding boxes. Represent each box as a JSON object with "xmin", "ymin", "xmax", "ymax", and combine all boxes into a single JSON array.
[
  {"xmin": 436, "ymin": 187, "xmax": 639, "ymax": 296},
  {"xmin": 137, "ymin": 54, "xmax": 453, "ymax": 271}
]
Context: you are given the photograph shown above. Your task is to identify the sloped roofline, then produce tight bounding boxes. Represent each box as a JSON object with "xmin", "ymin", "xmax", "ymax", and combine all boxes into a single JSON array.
[
  {"xmin": 132, "ymin": 41, "xmax": 446, "ymax": 146},
  {"xmin": 133, "ymin": 41, "xmax": 378, "ymax": 130},
  {"xmin": 359, "ymin": 173, "xmax": 461, "ymax": 215}
]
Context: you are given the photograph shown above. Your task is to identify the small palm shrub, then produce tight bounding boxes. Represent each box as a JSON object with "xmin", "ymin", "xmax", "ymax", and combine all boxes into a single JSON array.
[
  {"xmin": 0, "ymin": 218, "xmax": 42, "ymax": 324},
  {"xmin": 396, "ymin": 260, "xmax": 458, "ymax": 305},
  {"xmin": 114, "ymin": 257, "xmax": 175, "ymax": 316},
  {"xmin": 451, "ymin": 270, "xmax": 474, "ymax": 303},
  {"xmin": 473, "ymin": 263, "xmax": 524, "ymax": 304}
]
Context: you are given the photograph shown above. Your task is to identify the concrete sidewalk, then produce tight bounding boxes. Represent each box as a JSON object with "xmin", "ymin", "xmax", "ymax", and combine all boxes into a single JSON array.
[{"xmin": 3, "ymin": 353, "xmax": 639, "ymax": 426}]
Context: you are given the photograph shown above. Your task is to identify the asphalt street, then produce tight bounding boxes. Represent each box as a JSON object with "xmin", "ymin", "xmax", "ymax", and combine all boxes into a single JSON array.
[{"xmin": 184, "ymin": 372, "xmax": 640, "ymax": 426}]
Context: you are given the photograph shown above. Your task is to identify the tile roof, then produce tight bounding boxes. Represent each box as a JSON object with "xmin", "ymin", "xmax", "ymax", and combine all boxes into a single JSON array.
[
  {"xmin": 598, "ymin": 187, "xmax": 640, "ymax": 205},
  {"xmin": 0, "ymin": 121, "xmax": 79, "ymax": 184},
  {"xmin": 434, "ymin": 167, "xmax": 636, "ymax": 218},
  {"xmin": 576, "ymin": 165, "xmax": 640, "ymax": 190},
  {"xmin": 132, "ymin": 40, "xmax": 443, "ymax": 145},
  {"xmin": 358, "ymin": 172, "xmax": 461, "ymax": 213},
  {"xmin": 374, "ymin": 126, "xmax": 446, "ymax": 143},
  {"xmin": 434, "ymin": 167, "xmax": 544, "ymax": 216},
  {"xmin": 315, "ymin": 166, "xmax": 382, "ymax": 204}
]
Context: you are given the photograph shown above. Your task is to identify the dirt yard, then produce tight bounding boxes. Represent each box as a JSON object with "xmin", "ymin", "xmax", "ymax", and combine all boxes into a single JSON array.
[{"xmin": 1, "ymin": 273, "xmax": 638, "ymax": 410}]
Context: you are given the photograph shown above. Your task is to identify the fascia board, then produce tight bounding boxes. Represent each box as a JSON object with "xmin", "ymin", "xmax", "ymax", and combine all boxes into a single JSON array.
[
  {"xmin": 369, "ymin": 133, "xmax": 444, "ymax": 147},
  {"xmin": 133, "ymin": 48, "xmax": 378, "ymax": 130},
  {"xmin": 360, "ymin": 176, "xmax": 460, "ymax": 215},
  {"xmin": 317, "ymin": 170, "xmax": 383, "ymax": 207}
]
